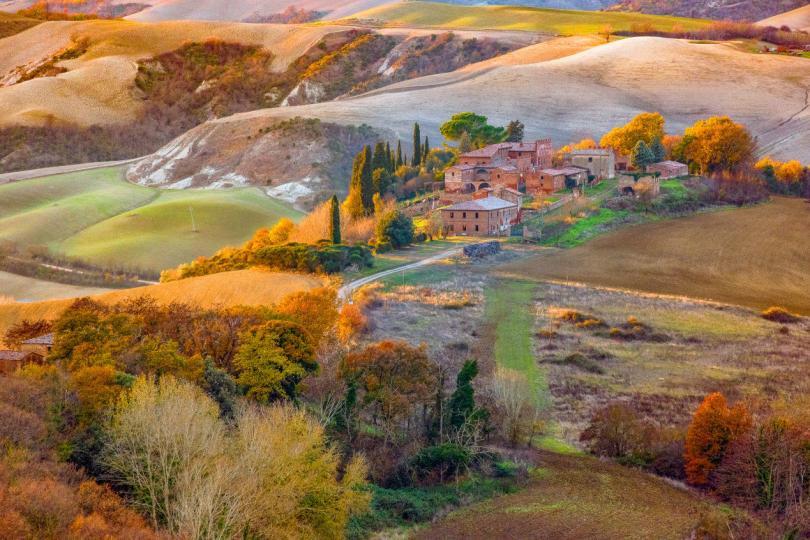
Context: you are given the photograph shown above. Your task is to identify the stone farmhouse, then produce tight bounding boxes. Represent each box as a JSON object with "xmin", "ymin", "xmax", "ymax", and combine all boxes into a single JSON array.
[
  {"xmin": 441, "ymin": 194, "xmax": 519, "ymax": 236},
  {"xmin": 21, "ymin": 333, "xmax": 53, "ymax": 356},
  {"xmin": 568, "ymin": 148, "xmax": 616, "ymax": 180}
]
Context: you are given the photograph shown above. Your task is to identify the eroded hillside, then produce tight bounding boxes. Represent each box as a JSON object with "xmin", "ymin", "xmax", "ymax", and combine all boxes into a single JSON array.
[{"xmin": 126, "ymin": 117, "xmax": 390, "ymax": 209}]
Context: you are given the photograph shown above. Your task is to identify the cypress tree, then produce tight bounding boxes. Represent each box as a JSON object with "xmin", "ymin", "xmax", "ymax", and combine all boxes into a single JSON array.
[
  {"xmin": 396, "ymin": 141, "xmax": 403, "ymax": 169},
  {"xmin": 385, "ymin": 141, "xmax": 393, "ymax": 172},
  {"xmin": 448, "ymin": 360, "xmax": 480, "ymax": 430},
  {"xmin": 411, "ymin": 122, "xmax": 421, "ymax": 166},
  {"xmin": 372, "ymin": 142, "xmax": 387, "ymax": 172},
  {"xmin": 422, "ymin": 135, "xmax": 430, "ymax": 165},
  {"xmin": 360, "ymin": 145, "xmax": 375, "ymax": 213},
  {"xmin": 328, "ymin": 194, "xmax": 341, "ymax": 244},
  {"xmin": 345, "ymin": 149, "xmax": 368, "ymax": 219}
]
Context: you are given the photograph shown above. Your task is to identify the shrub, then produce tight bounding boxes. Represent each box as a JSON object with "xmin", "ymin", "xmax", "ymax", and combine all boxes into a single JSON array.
[
  {"xmin": 761, "ymin": 306, "xmax": 802, "ymax": 324},
  {"xmin": 409, "ymin": 444, "xmax": 471, "ymax": 484},
  {"xmin": 375, "ymin": 210, "xmax": 414, "ymax": 249}
]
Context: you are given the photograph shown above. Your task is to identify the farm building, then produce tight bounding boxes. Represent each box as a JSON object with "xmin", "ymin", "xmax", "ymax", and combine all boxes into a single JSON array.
[
  {"xmin": 567, "ymin": 148, "xmax": 616, "ymax": 179},
  {"xmin": 444, "ymin": 139, "xmax": 553, "ymax": 195},
  {"xmin": 618, "ymin": 173, "xmax": 661, "ymax": 197},
  {"xmin": 441, "ymin": 195, "xmax": 519, "ymax": 236},
  {"xmin": 527, "ymin": 166, "xmax": 589, "ymax": 194},
  {"xmin": 474, "ymin": 186, "xmax": 525, "ymax": 207},
  {"xmin": 648, "ymin": 160, "xmax": 689, "ymax": 179},
  {"xmin": 0, "ymin": 350, "xmax": 44, "ymax": 375},
  {"xmin": 21, "ymin": 333, "xmax": 53, "ymax": 356}
]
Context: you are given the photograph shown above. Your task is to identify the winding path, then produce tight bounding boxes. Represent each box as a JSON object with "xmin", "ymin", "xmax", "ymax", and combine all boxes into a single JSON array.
[{"xmin": 338, "ymin": 245, "xmax": 466, "ymax": 301}]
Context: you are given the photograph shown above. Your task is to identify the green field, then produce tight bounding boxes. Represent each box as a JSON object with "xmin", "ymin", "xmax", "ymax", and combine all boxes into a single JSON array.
[
  {"xmin": 347, "ymin": 2, "xmax": 711, "ymax": 35},
  {"xmin": 0, "ymin": 167, "xmax": 303, "ymax": 272}
]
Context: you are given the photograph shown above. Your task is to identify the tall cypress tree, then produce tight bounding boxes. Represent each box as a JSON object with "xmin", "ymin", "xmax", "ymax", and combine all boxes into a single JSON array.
[
  {"xmin": 360, "ymin": 145, "xmax": 375, "ymax": 214},
  {"xmin": 372, "ymin": 142, "xmax": 387, "ymax": 172},
  {"xmin": 422, "ymin": 135, "xmax": 430, "ymax": 165},
  {"xmin": 411, "ymin": 123, "xmax": 421, "ymax": 166},
  {"xmin": 396, "ymin": 141, "xmax": 403, "ymax": 169},
  {"xmin": 385, "ymin": 141, "xmax": 393, "ymax": 172},
  {"xmin": 328, "ymin": 195, "xmax": 341, "ymax": 244},
  {"xmin": 345, "ymin": 148, "xmax": 368, "ymax": 219}
]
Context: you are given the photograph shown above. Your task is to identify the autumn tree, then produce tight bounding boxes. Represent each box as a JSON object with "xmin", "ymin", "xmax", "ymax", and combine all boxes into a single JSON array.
[
  {"xmin": 681, "ymin": 116, "xmax": 755, "ymax": 174},
  {"xmin": 275, "ymin": 287, "xmax": 339, "ymax": 347},
  {"xmin": 684, "ymin": 392, "xmax": 752, "ymax": 486},
  {"xmin": 328, "ymin": 195, "xmax": 341, "ymax": 244},
  {"xmin": 342, "ymin": 341, "xmax": 435, "ymax": 443},
  {"xmin": 233, "ymin": 320, "xmax": 317, "ymax": 403},
  {"xmin": 3, "ymin": 319, "xmax": 52, "ymax": 349},
  {"xmin": 600, "ymin": 112, "xmax": 666, "ymax": 157}
]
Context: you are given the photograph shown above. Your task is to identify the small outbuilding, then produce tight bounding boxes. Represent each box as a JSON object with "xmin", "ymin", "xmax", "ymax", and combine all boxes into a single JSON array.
[
  {"xmin": 0, "ymin": 350, "xmax": 44, "ymax": 375},
  {"xmin": 648, "ymin": 160, "xmax": 689, "ymax": 179}
]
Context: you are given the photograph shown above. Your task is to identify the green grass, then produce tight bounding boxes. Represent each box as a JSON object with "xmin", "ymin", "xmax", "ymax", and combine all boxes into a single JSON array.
[
  {"xmin": 0, "ymin": 167, "xmax": 303, "ymax": 272},
  {"xmin": 347, "ymin": 1, "xmax": 711, "ymax": 35},
  {"xmin": 660, "ymin": 178, "xmax": 689, "ymax": 198},
  {"xmin": 545, "ymin": 208, "xmax": 630, "ymax": 248},
  {"xmin": 486, "ymin": 280, "xmax": 548, "ymax": 407},
  {"xmin": 342, "ymin": 239, "xmax": 466, "ymax": 282}
]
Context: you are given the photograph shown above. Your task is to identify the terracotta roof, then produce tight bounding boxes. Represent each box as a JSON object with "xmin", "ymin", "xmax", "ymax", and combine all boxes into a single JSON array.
[
  {"xmin": 443, "ymin": 196, "xmax": 517, "ymax": 212},
  {"xmin": 570, "ymin": 148, "xmax": 612, "ymax": 156},
  {"xmin": 495, "ymin": 165, "xmax": 518, "ymax": 172},
  {"xmin": 0, "ymin": 351, "xmax": 28, "ymax": 361},
  {"xmin": 23, "ymin": 333, "xmax": 53, "ymax": 346},
  {"xmin": 461, "ymin": 143, "xmax": 511, "ymax": 158},
  {"xmin": 652, "ymin": 160, "xmax": 687, "ymax": 168},
  {"xmin": 540, "ymin": 167, "xmax": 588, "ymax": 176}
]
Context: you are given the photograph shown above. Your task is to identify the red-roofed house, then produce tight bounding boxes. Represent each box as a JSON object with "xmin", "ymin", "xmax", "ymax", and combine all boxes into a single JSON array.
[{"xmin": 441, "ymin": 195, "xmax": 519, "ymax": 236}]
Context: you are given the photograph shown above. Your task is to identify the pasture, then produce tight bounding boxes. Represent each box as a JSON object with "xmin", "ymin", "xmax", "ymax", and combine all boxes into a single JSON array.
[
  {"xmin": 346, "ymin": 2, "xmax": 711, "ymax": 35},
  {"xmin": 0, "ymin": 271, "xmax": 111, "ymax": 302},
  {"xmin": 0, "ymin": 167, "xmax": 303, "ymax": 272},
  {"xmin": 0, "ymin": 269, "xmax": 323, "ymax": 338},
  {"xmin": 501, "ymin": 198, "xmax": 810, "ymax": 314}
]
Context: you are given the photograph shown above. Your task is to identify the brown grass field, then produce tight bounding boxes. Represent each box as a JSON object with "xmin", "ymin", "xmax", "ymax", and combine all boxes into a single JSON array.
[
  {"xmin": 418, "ymin": 450, "xmax": 725, "ymax": 540},
  {"xmin": 501, "ymin": 198, "xmax": 810, "ymax": 315},
  {"xmin": 0, "ymin": 269, "xmax": 323, "ymax": 337},
  {"xmin": 758, "ymin": 5, "xmax": 810, "ymax": 31},
  {"xmin": 0, "ymin": 271, "xmax": 112, "ymax": 302}
]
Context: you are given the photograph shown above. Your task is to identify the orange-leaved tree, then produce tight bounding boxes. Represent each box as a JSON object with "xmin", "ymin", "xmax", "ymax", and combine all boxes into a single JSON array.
[
  {"xmin": 681, "ymin": 116, "xmax": 754, "ymax": 175},
  {"xmin": 684, "ymin": 392, "xmax": 752, "ymax": 486},
  {"xmin": 600, "ymin": 112, "xmax": 665, "ymax": 157}
]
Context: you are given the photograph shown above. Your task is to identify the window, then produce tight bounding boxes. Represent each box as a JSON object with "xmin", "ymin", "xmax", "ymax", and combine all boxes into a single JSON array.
[
  {"xmin": 475, "ymin": 224, "xmax": 479, "ymax": 232},
  {"xmin": 462, "ymin": 225, "xmax": 467, "ymax": 232},
  {"xmin": 588, "ymin": 157, "xmax": 593, "ymax": 163},
  {"xmin": 462, "ymin": 212, "xmax": 467, "ymax": 218},
  {"xmin": 450, "ymin": 212, "xmax": 454, "ymax": 218},
  {"xmin": 475, "ymin": 212, "xmax": 479, "ymax": 218}
]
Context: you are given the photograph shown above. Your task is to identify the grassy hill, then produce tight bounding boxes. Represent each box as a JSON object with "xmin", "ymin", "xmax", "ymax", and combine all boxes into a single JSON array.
[
  {"xmin": 501, "ymin": 197, "xmax": 810, "ymax": 315},
  {"xmin": 0, "ymin": 271, "xmax": 111, "ymax": 302},
  {"xmin": 344, "ymin": 1, "xmax": 711, "ymax": 34},
  {"xmin": 759, "ymin": 4, "xmax": 810, "ymax": 31},
  {"xmin": 0, "ymin": 167, "xmax": 303, "ymax": 272},
  {"xmin": 0, "ymin": 12, "xmax": 39, "ymax": 39},
  {"xmin": 0, "ymin": 268, "xmax": 322, "ymax": 337}
]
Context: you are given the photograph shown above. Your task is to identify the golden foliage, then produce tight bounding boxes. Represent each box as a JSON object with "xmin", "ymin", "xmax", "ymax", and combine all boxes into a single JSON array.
[
  {"xmin": 600, "ymin": 112, "xmax": 665, "ymax": 156},
  {"xmin": 681, "ymin": 116, "xmax": 754, "ymax": 174}
]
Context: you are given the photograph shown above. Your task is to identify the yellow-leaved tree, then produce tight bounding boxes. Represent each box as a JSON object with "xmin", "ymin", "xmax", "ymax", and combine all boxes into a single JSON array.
[
  {"xmin": 600, "ymin": 112, "xmax": 665, "ymax": 157},
  {"xmin": 681, "ymin": 116, "xmax": 754, "ymax": 174}
]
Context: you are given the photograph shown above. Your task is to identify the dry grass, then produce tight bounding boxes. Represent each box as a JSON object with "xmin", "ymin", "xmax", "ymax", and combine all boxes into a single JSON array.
[
  {"xmin": 0, "ymin": 271, "xmax": 112, "ymax": 303},
  {"xmin": 758, "ymin": 5, "xmax": 810, "ymax": 31},
  {"xmin": 502, "ymin": 198, "xmax": 810, "ymax": 315},
  {"xmin": 241, "ymin": 36, "xmax": 810, "ymax": 163},
  {"xmin": 417, "ymin": 450, "xmax": 734, "ymax": 540},
  {"xmin": 0, "ymin": 20, "xmax": 348, "ymax": 127},
  {"xmin": 0, "ymin": 269, "xmax": 322, "ymax": 336}
]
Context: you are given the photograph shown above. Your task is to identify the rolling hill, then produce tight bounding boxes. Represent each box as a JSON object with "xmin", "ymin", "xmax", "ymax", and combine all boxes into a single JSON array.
[
  {"xmin": 0, "ymin": 167, "xmax": 303, "ymax": 272},
  {"xmin": 129, "ymin": 35, "xmax": 810, "ymax": 181},
  {"xmin": 501, "ymin": 198, "xmax": 810, "ymax": 315},
  {"xmin": 758, "ymin": 4, "xmax": 810, "ymax": 31},
  {"xmin": 0, "ymin": 268, "xmax": 323, "ymax": 337},
  {"xmin": 609, "ymin": 0, "xmax": 810, "ymax": 21},
  {"xmin": 343, "ymin": 1, "xmax": 711, "ymax": 33}
]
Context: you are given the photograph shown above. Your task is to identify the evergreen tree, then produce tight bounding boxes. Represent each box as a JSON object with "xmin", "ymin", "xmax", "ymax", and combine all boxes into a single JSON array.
[
  {"xmin": 458, "ymin": 131, "xmax": 473, "ymax": 154},
  {"xmin": 505, "ymin": 120, "xmax": 525, "ymax": 143},
  {"xmin": 372, "ymin": 142, "xmax": 387, "ymax": 172},
  {"xmin": 422, "ymin": 135, "xmax": 430, "ymax": 165},
  {"xmin": 650, "ymin": 136, "xmax": 666, "ymax": 163},
  {"xmin": 360, "ymin": 145, "xmax": 375, "ymax": 213},
  {"xmin": 328, "ymin": 195, "xmax": 341, "ymax": 244},
  {"xmin": 385, "ymin": 141, "xmax": 393, "ymax": 172},
  {"xmin": 448, "ymin": 360, "xmax": 482, "ymax": 430},
  {"xmin": 631, "ymin": 140, "xmax": 656, "ymax": 171},
  {"xmin": 396, "ymin": 140, "xmax": 403, "ymax": 169},
  {"xmin": 344, "ymin": 149, "xmax": 367, "ymax": 218},
  {"xmin": 412, "ymin": 123, "xmax": 422, "ymax": 167}
]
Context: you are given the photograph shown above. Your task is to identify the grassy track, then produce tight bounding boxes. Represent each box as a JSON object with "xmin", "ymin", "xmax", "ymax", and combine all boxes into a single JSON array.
[
  {"xmin": 485, "ymin": 280, "xmax": 548, "ymax": 406},
  {"xmin": 502, "ymin": 197, "xmax": 810, "ymax": 314},
  {"xmin": 346, "ymin": 2, "xmax": 711, "ymax": 34},
  {"xmin": 0, "ymin": 167, "xmax": 303, "ymax": 272}
]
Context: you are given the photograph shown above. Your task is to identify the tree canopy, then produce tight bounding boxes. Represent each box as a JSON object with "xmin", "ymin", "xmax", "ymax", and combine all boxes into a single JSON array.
[
  {"xmin": 600, "ymin": 112, "xmax": 665, "ymax": 156},
  {"xmin": 440, "ymin": 112, "xmax": 506, "ymax": 148}
]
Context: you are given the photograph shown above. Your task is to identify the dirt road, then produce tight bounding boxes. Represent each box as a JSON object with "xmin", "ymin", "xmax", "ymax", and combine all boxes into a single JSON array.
[{"xmin": 0, "ymin": 158, "xmax": 140, "ymax": 185}]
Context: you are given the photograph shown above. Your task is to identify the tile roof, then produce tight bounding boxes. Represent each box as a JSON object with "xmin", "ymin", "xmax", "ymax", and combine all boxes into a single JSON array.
[
  {"xmin": 540, "ymin": 166, "xmax": 588, "ymax": 176},
  {"xmin": 499, "ymin": 187, "xmax": 524, "ymax": 195},
  {"xmin": 570, "ymin": 148, "xmax": 612, "ymax": 156},
  {"xmin": 23, "ymin": 333, "xmax": 53, "ymax": 346},
  {"xmin": 495, "ymin": 165, "xmax": 518, "ymax": 172},
  {"xmin": 443, "ymin": 196, "xmax": 517, "ymax": 212},
  {"xmin": 652, "ymin": 160, "xmax": 687, "ymax": 168},
  {"xmin": 461, "ymin": 143, "xmax": 512, "ymax": 158},
  {"xmin": 0, "ymin": 351, "xmax": 28, "ymax": 361}
]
